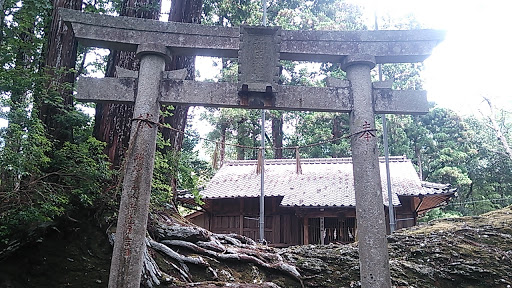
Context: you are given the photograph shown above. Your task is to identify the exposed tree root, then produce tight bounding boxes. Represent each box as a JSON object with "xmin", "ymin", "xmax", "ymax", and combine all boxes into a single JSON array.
[
  {"xmin": 161, "ymin": 239, "xmax": 302, "ymax": 284},
  {"xmin": 182, "ymin": 281, "xmax": 283, "ymax": 287},
  {"xmin": 150, "ymin": 238, "xmax": 209, "ymax": 268},
  {"xmin": 5, "ymin": 206, "xmax": 512, "ymax": 287},
  {"xmin": 140, "ymin": 212, "xmax": 304, "ymax": 287},
  {"xmin": 155, "ymin": 224, "xmax": 211, "ymax": 242},
  {"xmin": 102, "ymin": 211, "xmax": 303, "ymax": 287},
  {"xmin": 142, "ymin": 242, "xmax": 162, "ymax": 287},
  {"xmin": 214, "ymin": 233, "xmax": 257, "ymax": 246}
]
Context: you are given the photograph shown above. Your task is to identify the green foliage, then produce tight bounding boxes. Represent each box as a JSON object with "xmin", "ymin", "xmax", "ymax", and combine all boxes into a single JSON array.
[
  {"xmin": 419, "ymin": 108, "xmax": 476, "ymax": 188},
  {"xmin": 201, "ymin": 108, "xmax": 263, "ymax": 160},
  {"xmin": 280, "ymin": 61, "xmax": 324, "ymax": 87},
  {"xmin": 272, "ymin": 1, "xmax": 366, "ymax": 31},
  {"xmin": 0, "ymin": 0, "xmax": 115, "ymax": 244},
  {"xmin": 83, "ymin": 0, "xmax": 113, "ymax": 14},
  {"xmin": 151, "ymin": 137, "xmax": 176, "ymax": 206},
  {"xmin": 381, "ymin": 63, "xmax": 424, "ymax": 90},
  {"xmin": 0, "ymin": 133, "xmax": 113, "ymax": 242},
  {"xmin": 152, "ymin": 127, "xmax": 212, "ymax": 208},
  {"xmin": 419, "ymin": 207, "xmax": 462, "ymax": 222},
  {"xmin": 203, "ymin": 0, "xmax": 261, "ymax": 26},
  {"xmin": 202, "ymin": 0, "xmax": 365, "ymax": 161},
  {"xmin": 384, "ymin": 107, "xmax": 512, "ymax": 217},
  {"xmin": 285, "ymin": 111, "xmax": 351, "ymax": 158},
  {"xmin": 454, "ymin": 115, "xmax": 512, "ymax": 215},
  {"xmin": 51, "ymin": 137, "xmax": 113, "ymax": 206},
  {"xmin": 219, "ymin": 60, "xmax": 238, "ymax": 83},
  {"xmin": 446, "ymin": 196, "xmax": 512, "ymax": 217}
]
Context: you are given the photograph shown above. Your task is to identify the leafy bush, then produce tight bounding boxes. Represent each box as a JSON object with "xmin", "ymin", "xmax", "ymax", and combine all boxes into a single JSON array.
[
  {"xmin": 419, "ymin": 208, "xmax": 462, "ymax": 223},
  {"xmin": 0, "ymin": 124, "xmax": 113, "ymax": 243},
  {"xmin": 151, "ymin": 132, "xmax": 212, "ymax": 209}
]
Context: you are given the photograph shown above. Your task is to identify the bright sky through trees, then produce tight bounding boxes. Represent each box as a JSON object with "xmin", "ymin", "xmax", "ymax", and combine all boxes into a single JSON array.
[
  {"xmin": 1, "ymin": 0, "xmax": 508, "ymax": 129},
  {"xmin": 161, "ymin": 0, "xmax": 511, "ymax": 116},
  {"xmin": 375, "ymin": 0, "xmax": 512, "ymax": 116},
  {"xmin": 163, "ymin": 0, "xmax": 512, "ymax": 160}
]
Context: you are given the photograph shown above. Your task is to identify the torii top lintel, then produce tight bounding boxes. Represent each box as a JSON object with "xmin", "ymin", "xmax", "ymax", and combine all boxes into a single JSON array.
[{"xmin": 59, "ymin": 8, "xmax": 444, "ymax": 64}]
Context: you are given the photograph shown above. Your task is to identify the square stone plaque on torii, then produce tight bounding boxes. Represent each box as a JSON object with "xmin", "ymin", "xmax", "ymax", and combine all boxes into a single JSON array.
[{"xmin": 59, "ymin": 8, "xmax": 444, "ymax": 288}]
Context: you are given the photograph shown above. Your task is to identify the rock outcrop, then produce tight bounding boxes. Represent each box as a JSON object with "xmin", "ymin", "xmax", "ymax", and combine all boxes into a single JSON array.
[{"xmin": 1, "ymin": 206, "xmax": 511, "ymax": 287}]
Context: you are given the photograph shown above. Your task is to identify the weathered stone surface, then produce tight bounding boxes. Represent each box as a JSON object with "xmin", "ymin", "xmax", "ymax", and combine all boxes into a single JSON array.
[
  {"xmin": 341, "ymin": 54, "xmax": 376, "ymax": 70},
  {"xmin": 115, "ymin": 66, "xmax": 138, "ymax": 78},
  {"xmin": 343, "ymin": 55, "xmax": 392, "ymax": 288},
  {"xmin": 295, "ymin": 256, "xmax": 328, "ymax": 273},
  {"xmin": 282, "ymin": 29, "xmax": 444, "ymax": 63},
  {"xmin": 161, "ymin": 81, "xmax": 353, "ymax": 112},
  {"xmin": 76, "ymin": 77, "xmax": 136, "ymax": 104},
  {"xmin": 75, "ymin": 77, "xmax": 429, "ymax": 115},
  {"xmin": 372, "ymin": 80, "xmax": 393, "ymax": 89},
  {"xmin": 108, "ymin": 47, "xmax": 166, "ymax": 288},
  {"xmin": 59, "ymin": 8, "xmax": 239, "ymax": 57},
  {"xmin": 136, "ymin": 43, "xmax": 171, "ymax": 62},
  {"xmin": 75, "ymin": 78, "xmax": 353, "ymax": 112},
  {"xmin": 325, "ymin": 77, "xmax": 350, "ymax": 88},
  {"xmin": 60, "ymin": 9, "xmax": 237, "ymax": 57},
  {"xmin": 59, "ymin": 8, "xmax": 445, "ymax": 63},
  {"xmin": 374, "ymin": 90, "xmax": 428, "ymax": 115},
  {"xmin": 3, "ymin": 205, "xmax": 512, "ymax": 287},
  {"xmin": 372, "ymin": 80, "xmax": 428, "ymax": 115},
  {"xmin": 238, "ymin": 26, "xmax": 280, "ymax": 93},
  {"xmin": 163, "ymin": 68, "xmax": 188, "ymax": 80}
]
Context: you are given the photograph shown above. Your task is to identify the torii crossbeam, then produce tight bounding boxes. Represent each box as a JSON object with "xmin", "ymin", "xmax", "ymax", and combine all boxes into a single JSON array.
[{"xmin": 60, "ymin": 8, "xmax": 444, "ymax": 288}]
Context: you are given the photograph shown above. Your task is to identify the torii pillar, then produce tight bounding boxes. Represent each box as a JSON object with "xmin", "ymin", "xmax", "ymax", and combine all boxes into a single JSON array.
[
  {"xmin": 108, "ymin": 43, "xmax": 168, "ymax": 288},
  {"xmin": 342, "ymin": 54, "xmax": 391, "ymax": 287}
]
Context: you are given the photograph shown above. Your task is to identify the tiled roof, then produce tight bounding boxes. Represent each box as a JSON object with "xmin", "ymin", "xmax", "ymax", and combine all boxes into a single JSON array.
[
  {"xmin": 420, "ymin": 181, "xmax": 457, "ymax": 195},
  {"xmin": 198, "ymin": 156, "xmax": 455, "ymax": 207}
]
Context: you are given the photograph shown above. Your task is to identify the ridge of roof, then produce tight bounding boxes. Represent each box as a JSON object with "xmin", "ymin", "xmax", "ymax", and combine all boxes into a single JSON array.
[
  {"xmin": 421, "ymin": 181, "xmax": 457, "ymax": 193},
  {"xmin": 224, "ymin": 155, "xmax": 408, "ymax": 166},
  {"xmin": 179, "ymin": 156, "xmax": 457, "ymax": 208}
]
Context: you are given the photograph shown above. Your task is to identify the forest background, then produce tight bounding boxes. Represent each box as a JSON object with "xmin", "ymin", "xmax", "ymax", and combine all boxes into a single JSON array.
[{"xmin": 1, "ymin": 0, "xmax": 512, "ymax": 249}]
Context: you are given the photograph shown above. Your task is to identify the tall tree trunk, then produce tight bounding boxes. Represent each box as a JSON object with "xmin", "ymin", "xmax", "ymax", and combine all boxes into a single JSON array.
[
  {"xmin": 161, "ymin": 0, "xmax": 202, "ymax": 149},
  {"xmin": 332, "ymin": 114, "xmax": 344, "ymax": 158},
  {"xmin": 0, "ymin": 0, "xmax": 5, "ymax": 45},
  {"xmin": 1, "ymin": 4, "xmax": 36, "ymax": 190},
  {"xmin": 271, "ymin": 112, "xmax": 283, "ymax": 159},
  {"xmin": 93, "ymin": 52, "xmax": 138, "ymax": 168},
  {"xmin": 39, "ymin": 0, "xmax": 82, "ymax": 143},
  {"xmin": 219, "ymin": 123, "xmax": 227, "ymax": 167},
  {"xmin": 237, "ymin": 119, "xmax": 246, "ymax": 160},
  {"xmin": 161, "ymin": 0, "xmax": 202, "ymax": 203},
  {"xmin": 415, "ymin": 143, "xmax": 423, "ymax": 180},
  {"xmin": 93, "ymin": 0, "xmax": 161, "ymax": 168}
]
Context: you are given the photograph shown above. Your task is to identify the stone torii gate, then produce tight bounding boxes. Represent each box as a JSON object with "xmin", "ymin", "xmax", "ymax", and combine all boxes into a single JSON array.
[{"xmin": 60, "ymin": 8, "xmax": 443, "ymax": 288}]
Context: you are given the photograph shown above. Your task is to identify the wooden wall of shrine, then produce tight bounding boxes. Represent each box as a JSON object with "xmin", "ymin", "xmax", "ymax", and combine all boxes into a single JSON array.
[
  {"xmin": 186, "ymin": 196, "xmax": 423, "ymax": 247},
  {"xmin": 187, "ymin": 197, "xmax": 362, "ymax": 247},
  {"xmin": 188, "ymin": 197, "xmax": 302, "ymax": 246}
]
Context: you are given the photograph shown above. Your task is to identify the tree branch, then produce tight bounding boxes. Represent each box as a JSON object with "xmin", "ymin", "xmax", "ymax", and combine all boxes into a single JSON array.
[{"xmin": 483, "ymin": 96, "xmax": 512, "ymax": 162}]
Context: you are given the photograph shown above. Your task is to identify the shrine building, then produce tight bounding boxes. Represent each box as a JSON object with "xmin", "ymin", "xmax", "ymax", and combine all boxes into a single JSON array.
[{"xmin": 181, "ymin": 156, "xmax": 456, "ymax": 247}]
